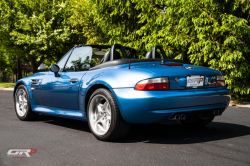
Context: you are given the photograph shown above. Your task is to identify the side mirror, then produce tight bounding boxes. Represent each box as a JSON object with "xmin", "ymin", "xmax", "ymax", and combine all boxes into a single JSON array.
[{"xmin": 49, "ymin": 64, "xmax": 60, "ymax": 77}]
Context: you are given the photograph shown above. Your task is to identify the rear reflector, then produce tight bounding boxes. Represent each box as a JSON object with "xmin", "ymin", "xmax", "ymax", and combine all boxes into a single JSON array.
[
  {"xmin": 216, "ymin": 75, "xmax": 225, "ymax": 87},
  {"xmin": 161, "ymin": 64, "xmax": 183, "ymax": 66},
  {"xmin": 135, "ymin": 77, "xmax": 169, "ymax": 90}
]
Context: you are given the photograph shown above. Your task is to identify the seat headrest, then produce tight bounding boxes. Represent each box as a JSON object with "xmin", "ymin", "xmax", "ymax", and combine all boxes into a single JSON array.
[
  {"xmin": 99, "ymin": 50, "xmax": 122, "ymax": 64},
  {"xmin": 145, "ymin": 51, "xmax": 152, "ymax": 59},
  {"xmin": 145, "ymin": 50, "xmax": 162, "ymax": 59}
]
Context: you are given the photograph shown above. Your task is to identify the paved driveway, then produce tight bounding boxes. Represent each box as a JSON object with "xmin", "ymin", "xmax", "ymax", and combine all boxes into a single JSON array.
[{"xmin": 0, "ymin": 90, "xmax": 250, "ymax": 166}]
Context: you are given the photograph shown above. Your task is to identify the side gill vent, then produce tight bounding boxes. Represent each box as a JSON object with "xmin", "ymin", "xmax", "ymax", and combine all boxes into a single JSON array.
[{"xmin": 31, "ymin": 79, "xmax": 41, "ymax": 85}]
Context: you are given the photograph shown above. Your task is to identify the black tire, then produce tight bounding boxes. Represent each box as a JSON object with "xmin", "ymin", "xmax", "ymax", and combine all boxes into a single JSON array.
[
  {"xmin": 180, "ymin": 116, "xmax": 215, "ymax": 127},
  {"xmin": 14, "ymin": 85, "xmax": 38, "ymax": 121},
  {"xmin": 87, "ymin": 88, "xmax": 130, "ymax": 141}
]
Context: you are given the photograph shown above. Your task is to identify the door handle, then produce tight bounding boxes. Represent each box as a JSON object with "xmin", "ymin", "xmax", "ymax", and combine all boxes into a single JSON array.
[{"xmin": 70, "ymin": 78, "xmax": 78, "ymax": 83}]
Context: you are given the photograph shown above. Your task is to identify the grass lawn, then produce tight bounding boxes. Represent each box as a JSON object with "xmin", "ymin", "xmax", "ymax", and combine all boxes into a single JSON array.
[{"xmin": 0, "ymin": 82, "xmax": 15, "ymax": 88}]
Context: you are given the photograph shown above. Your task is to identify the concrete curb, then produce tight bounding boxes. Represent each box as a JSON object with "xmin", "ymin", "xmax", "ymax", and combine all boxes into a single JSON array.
[
  {"xmin": 0, "ymin": 88, "xmax": 14, "ymax": 91},
  {"xmin": 229, "ymin": 101, "xmax": 250, "ymax": 108}
]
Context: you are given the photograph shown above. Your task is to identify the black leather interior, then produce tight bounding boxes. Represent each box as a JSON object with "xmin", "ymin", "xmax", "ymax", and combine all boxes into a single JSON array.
[
  {"xmin": 99, "ymin": 51, "xmax": 110, "ymax": 64},
  {"xmin": 91, "ymin": 59, "xmax": 185, "ymax": 70},
  {"xmin": 99, "ymin": 51, "xmax": 122, "ymax": 64}
]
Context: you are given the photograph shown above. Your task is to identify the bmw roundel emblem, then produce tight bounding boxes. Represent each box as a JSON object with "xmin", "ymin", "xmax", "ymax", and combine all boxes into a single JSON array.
[{"xmin": 185, "ymin": 67, "xmax": 193, "ymax": 70}]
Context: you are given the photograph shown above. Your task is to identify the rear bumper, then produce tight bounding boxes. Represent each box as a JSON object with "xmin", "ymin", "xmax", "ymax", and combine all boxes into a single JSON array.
[{"xmin": 111, "ymin": 87, "xmax": 230, "ymax": 124}]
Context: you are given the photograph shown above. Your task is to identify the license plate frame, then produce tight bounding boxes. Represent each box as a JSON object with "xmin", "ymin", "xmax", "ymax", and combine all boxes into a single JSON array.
[{"xmin": 186, "ymin": 75, "xmax": 205, "ymax": 89}]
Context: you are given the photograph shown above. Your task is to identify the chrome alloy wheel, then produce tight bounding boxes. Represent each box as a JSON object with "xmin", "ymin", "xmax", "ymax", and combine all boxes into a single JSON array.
[
  {"xmin": 15, "ymin": 89, "xmax": 28, "ymax": 117},
  {"xmin": 89, "ymin": 94, "xmax": 111, "ymax": 136}
]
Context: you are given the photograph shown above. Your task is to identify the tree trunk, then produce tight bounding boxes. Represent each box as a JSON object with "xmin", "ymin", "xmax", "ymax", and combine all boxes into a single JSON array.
[
  {"xmin": 30, "ymin": 57, "xmax": 37, "ymax": 74},
  {"xmin": 17, "ymin": 56, "xmax": 22, "ymax": 80}
]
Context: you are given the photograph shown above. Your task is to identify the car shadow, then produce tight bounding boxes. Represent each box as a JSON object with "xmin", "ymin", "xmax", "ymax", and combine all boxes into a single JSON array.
[
  {"xmin": 120, "ymin": 122, "xmax": 250, "ymax": 144},
  {"xmin": 39, "ymin": 116, "xmax": 91, "ymax": 133},
  {"xmin": 40, "ymin": 116, "xmax": 250, "ymax": 144}
]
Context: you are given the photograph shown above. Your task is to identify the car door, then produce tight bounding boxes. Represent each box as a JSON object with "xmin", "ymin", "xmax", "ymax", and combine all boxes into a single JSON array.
[{"xmin": 41, "ymin": 46, "xmax": 93, "ymax": 110}]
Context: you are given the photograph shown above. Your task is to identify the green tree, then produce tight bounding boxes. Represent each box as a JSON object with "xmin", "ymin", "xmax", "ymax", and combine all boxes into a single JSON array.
[
  {"xmin": 81, "ymin": 0, "xmax": 250, "ymax": 100},
  {"xmin": 1, "ymin": 0, "xmax": 87, "ymax": 73}
]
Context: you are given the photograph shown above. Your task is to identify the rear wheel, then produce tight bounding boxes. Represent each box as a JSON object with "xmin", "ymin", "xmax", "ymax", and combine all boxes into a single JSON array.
[
  {"xmin": 87, "ymin": 88, "xmax": 130, "ymax": 141},
  {"xmin": 180, "ymin": 116, "xmax": 215, "ymax": 127},
  {"xmin": 14, "ymin": 85, "xmax": 37, "ymax": 121}
]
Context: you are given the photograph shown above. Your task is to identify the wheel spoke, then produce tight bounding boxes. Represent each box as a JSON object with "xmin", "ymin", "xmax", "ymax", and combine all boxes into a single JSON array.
[
  {"xmin": 105, "ymin": 119, "xmax": 110, "ymax": 130},
  {"xmin": 103, "ymin": 101, "xmax": 108, "ymax": 111},
  {"xmin": 102, "ymin": 118, "xmax": 108, "ymax": 130},
  {"xmin": 106, "ymin": 103, "xmax": 111, "ymax": 115},
  {"xmin": 23, "ymin": 94, "xmax": 27, "ymax": 102},
  {"xmin": 97, "ymin": 104, "xmax": 104, "ymax": 113},
  {"xmin": 96, "ymin": 118, "xmax": 106, "ymax": 132},
  {"xmin": 106, "ymin": 115, "xmax": 111, "ymax": 120},
  {"xmin": 20, "ymin": 104, "xmax": 24, "ymax": 111},
  {"xmin": 19, "ymin": 95, "xmax": 23, "ymax": 102}
]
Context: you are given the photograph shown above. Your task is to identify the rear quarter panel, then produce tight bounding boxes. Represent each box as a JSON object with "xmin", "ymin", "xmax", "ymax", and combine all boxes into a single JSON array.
[{"xmin": 79, "ymin": 65, "xmax": 157, "ymax": 112}]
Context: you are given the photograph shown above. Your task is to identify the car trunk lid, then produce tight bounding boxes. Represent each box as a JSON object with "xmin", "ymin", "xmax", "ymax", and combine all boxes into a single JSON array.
[{"xmin": 131, "ymin": 62, "xmax": 220, "ymax": 90}]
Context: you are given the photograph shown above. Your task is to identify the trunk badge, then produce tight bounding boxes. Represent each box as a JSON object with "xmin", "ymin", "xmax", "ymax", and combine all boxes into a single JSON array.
[
  {"xmin": 185, "ymin": 67, "xmax": 193, "ymax": 70},
  {"xmin": 175, "ymin": 77, "xmax": 179, "ymax": 82}
]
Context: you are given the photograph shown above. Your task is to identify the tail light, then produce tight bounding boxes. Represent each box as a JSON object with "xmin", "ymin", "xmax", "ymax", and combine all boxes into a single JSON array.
[
  {"xmin": 135, "ymin": 77, "xmax": 169, "ymax": 91},
  {"xmin": 216, "ymin": 75, "xmax": 225, "ymax": 87}
]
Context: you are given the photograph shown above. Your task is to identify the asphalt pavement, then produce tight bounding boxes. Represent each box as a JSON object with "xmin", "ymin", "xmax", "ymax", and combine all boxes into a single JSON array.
[{"xmin": 0, "ymin": 90, "xmax": 250, "ymax": 166}]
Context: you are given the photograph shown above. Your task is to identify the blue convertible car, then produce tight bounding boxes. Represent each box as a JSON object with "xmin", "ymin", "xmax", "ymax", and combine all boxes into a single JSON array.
[{"xmin": 14, "ymin": 44, "xmax": 230, "ymax": 141}]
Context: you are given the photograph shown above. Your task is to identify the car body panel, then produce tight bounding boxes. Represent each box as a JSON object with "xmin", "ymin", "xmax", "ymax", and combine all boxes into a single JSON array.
[
  {"xmin": 14, "ymin": 60, "xmax": 231, "ymax": 124},
  {"xmin": 14, "ymin": 72, "xmax": 47, "ymax": 106},
  {"xmin": 40, "ymin": 71, "xmax": 86, "ymax": 110},
  {"xmin": 32, "ymin": 104, "xmax": 87, "ymax": 121},
  {"xmin": 78, "ymin": 65, "xmax": 157, "ymax": 111},
  {"xmin": 111, "ymin": 87, "xmax": 230, "ymax": 123}
]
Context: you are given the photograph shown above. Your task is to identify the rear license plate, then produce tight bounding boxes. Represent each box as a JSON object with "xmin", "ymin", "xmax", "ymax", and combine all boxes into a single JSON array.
[{"xmin": 186, "ymin": 75, "xmax": 204, "ymax": 89}]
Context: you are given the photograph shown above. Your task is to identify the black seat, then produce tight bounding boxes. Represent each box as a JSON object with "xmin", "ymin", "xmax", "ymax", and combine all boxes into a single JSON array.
[{"xmin": 99, "ymin": 51, "xmax": 122, "ymax": 64}]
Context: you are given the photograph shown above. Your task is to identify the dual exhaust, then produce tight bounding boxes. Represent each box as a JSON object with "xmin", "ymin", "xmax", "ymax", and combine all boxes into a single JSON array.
[
  {"xmin": 214, "ymin": 110, "xmax": 223, "ymax": 116},
  {"xmin": 171, "ymin": 110, "xmax": 223, "ymax": 121},
  {"xmin": 171, "ymin": 114, "xmax": 186, "ymax": 121}
]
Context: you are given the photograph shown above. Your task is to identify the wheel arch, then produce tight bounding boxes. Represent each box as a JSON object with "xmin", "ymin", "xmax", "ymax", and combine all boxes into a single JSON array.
[
  {"xmin": 13, "ymin": 82, "xmax": 25, "ymax": 100},
  {"xmin": 84, "ymin": 84, "xmax": 110, "ymax": 112}
]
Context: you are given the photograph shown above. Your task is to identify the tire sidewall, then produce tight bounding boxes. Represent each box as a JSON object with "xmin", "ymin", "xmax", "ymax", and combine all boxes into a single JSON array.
[
  {"xmin": 87, "ymin": 88, "xmax": 117, "ymax": 140},
  {"xmin": 14, "ymin": 85, "xmax": 32, "ymax": 120}
]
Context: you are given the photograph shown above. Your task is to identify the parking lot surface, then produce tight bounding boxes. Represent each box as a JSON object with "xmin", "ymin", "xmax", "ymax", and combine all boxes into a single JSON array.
[{"xmin": 0, "ymin": 90, "xmax": 250, "ymax": 166}]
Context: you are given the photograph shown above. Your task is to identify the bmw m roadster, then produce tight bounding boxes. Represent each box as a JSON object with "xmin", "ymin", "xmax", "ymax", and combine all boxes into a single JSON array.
[{"xmin": 13, "ymin": 44, "xmax": 231, "ymax": 141}]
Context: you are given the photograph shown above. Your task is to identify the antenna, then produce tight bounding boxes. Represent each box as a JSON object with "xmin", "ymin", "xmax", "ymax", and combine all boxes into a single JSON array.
[{"xmin": 128, "ymin": 48, "xmax": 132, "ymax": 70}]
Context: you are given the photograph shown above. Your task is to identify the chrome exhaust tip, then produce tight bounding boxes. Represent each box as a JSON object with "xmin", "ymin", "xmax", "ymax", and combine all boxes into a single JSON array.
[
  {"xmin": 217, "ymin": 110, "xmax": 222, "ymax": 116},
  {"xmin": 214, "ymin": 110, "xmax": 218, "ymax": 116},
  {"xmin": 214, "ymin": 110, "xmax": 222, "ymax": 116},
  {"xmin": 171, "ymin": 114, "xmax": 180, "ymax": 121},
  {"xmin": 180, "ymin": 114, "xmax": 186, "ymax": 120},
  {"xmin": 175, "ymin": 114, "xmax": 180, "ymax": 121}
]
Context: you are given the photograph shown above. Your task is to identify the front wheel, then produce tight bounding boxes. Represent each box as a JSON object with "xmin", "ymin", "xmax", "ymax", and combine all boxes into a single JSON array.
[
  {"xmin": 180, "ymin": 116, "xmax": 215, "ymax": 127},
  {"xmin": 87, "ymin": 88, "xmax": 130, "ymax": 141},
  {"xmin": 14, "ymin": 85, "xmax": 37, "ymax": 121}
]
